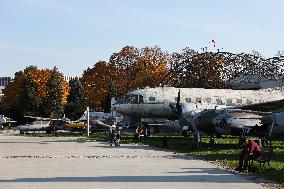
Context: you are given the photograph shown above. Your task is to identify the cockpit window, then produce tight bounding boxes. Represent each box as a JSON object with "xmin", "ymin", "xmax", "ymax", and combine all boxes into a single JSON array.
[
  {"xmin": 139, "ymin": 95, "xmax": 144, "ymax": 103},
  {"xmin": 124, "ymin": 95, "xmax": 139, "ymax": 103},
  {"xmin": 149, "ymin": 97, "xmax": 155, "ymax": 101},
  {"xmin": 133, "ymin": 95, "xmax": 138, "ymax": 103},
  {"xmin": 124, "ymin": 95, "xmax": 131, "ymax": 103}
]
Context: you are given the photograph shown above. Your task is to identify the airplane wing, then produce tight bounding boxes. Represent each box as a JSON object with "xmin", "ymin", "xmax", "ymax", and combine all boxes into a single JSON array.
[
  {"xmin": 24, "ymin": 116, "xmax": 50, "ymax": 121},
  {"xmin": 239, "ymin": 99, "xmax": 284, "ymax": 112}
]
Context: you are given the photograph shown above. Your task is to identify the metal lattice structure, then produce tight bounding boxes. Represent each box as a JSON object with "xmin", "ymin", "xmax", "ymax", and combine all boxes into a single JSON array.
[{"xmin": 161, "ymin": 51, "xmax": 284, "ymax": 88}]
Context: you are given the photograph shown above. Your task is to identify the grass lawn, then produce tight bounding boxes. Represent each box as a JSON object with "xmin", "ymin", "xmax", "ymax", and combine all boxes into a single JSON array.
[{"xmin": 138, "ymin": 134, "xmax": 284, "ymax": 185}]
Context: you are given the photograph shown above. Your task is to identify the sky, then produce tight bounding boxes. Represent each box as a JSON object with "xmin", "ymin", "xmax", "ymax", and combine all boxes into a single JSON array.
[{"xmin": 0, "ymin": 0, "xmax": 283, "ymax": 77}]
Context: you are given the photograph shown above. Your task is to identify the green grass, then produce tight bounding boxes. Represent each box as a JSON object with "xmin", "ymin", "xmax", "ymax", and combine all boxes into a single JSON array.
[{"xmin": 140, "ymin": 134, "xmax": 284, "ymax": 185}]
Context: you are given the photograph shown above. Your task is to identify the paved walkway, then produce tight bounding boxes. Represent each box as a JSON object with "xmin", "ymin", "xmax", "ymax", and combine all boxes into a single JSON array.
[{"xmin": 0, "ymin": 136, "xmax": 267, "ymax": 189}]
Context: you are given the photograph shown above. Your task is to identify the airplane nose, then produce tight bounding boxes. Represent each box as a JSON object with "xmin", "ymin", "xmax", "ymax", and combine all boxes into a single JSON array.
[
  {"xmin": 113, "ymin": 103, "xmax": 121, "ymax": 112},
  {"xmin": 112, "ymin": 101, "xmax": 121, "ymax": 112}
]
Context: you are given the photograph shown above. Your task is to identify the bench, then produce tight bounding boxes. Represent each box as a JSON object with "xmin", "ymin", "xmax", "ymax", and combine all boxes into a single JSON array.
[{"xmin": 249, "ymin": 148, "xmax": 272, "ymax": 169}]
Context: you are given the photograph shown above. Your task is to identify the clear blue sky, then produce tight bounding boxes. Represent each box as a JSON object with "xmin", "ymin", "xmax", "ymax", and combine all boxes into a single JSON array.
[{"xmin": 0, "ymin": 0, "xmax": 283, "ymax": 77}]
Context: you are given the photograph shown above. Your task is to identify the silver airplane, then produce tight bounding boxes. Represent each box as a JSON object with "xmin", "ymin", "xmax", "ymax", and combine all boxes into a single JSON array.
[
  {"xmin": 0, "ymin": 115, "xmax": 6, "ymax": 129},
  {"xmin": 113, "ymin": 87, "xmax": 284, "ymax": 136},
  {"xmin": 77, "ymin": 110, "xmax": 124, "ymax": 132},
  {"xmin": 0, "ymin": 115, "xmax": 16, "ymax": 129},
  {"xmin": 17, "ymin": 116, "xmax": 51, "ymax": 134},
  {"xmin": 213, "ymin": 109, "xmax": 284, "ymax": 136}
]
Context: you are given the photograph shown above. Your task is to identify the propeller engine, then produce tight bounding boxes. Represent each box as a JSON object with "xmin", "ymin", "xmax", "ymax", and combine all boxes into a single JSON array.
[{"xmin": 176, "ymin": 89, "xmax": 183, "ymax": 118}]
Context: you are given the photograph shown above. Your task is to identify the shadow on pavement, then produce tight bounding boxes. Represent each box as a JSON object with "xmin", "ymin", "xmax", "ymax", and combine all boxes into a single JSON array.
[{"xmin": 0, "ymin": 174, "xmax": 247, "ymax": 183}]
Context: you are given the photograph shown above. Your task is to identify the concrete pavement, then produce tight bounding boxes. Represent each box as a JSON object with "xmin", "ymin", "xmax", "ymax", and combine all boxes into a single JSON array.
[{"xmin": 0, "ymin": 135, "xmax": 267, "ymax": 189}]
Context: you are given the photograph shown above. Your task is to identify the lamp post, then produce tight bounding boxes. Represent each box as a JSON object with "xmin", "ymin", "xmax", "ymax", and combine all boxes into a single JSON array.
[{"xmin": 87, "ymin": 106, "xmax": 90, "ymax": 137}]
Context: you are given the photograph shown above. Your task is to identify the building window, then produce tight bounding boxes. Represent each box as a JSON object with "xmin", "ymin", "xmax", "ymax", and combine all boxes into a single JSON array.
[{"xmin": 0, "ymin": 77, "xmax": 11, "ymax": 87}]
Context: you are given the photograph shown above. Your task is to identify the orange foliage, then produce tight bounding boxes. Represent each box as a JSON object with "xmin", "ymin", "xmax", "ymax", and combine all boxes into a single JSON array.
[
  {"xmin": 2, "ymin": 67, "xmax": 70, "ymax": 113},
  {"xmin": 112, "ymin": 46, "xmax": 169, "ymax": 96},
  {"xmin": 25, "ymin": 68, "xmax": 69, "ymax": 105},
  {"xmin": 82, "ymin": 46, "xmax": 170, "ymax": 110},
  {"xmin": 81, "ymin": 61, "xmax": 114, "ymax": 110},
  {"xmin": 2, "ymin": 73, "xmax": 24, "ymax": 108}
]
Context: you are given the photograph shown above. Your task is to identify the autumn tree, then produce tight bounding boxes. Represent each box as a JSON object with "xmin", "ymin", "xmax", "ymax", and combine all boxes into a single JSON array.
[
  {"xmin": 2, "ymin": 66, "xmax": 69, "ymax": 121},
  {"xmin": 221, "ymin": 51, "xmax": 283, "ymax": 81},
  {"xmin": 19, "ymin": 73, "xmax": 40, "ymax": 117},
  {"xmin": 81, "ymin": 61, "xmax": 115, "ymax": 110},
  {"xmin": 1, "ymin": 71, "xmax": 24, "ymax": 121},
  {"xmin": 65, "ymin": 78, "xmax": 86, "ymax": 120},
  {"xmin": 110, "ymin": 45, "xmax": 170, "ymax": 95},
  {"xmin": 164, "ymin": 48, "xmax": 228, "ymax": 88},
  {"xmin": 47, "ymin": 67, "xmax": 65, "ymax": 118},
  {"xmin": 109, "ymin": 46, "xmax": 139, "ymax": 96},
  {"xmin": 102, "ymin": 85, "xmax": 116, "ymax": 113},
  {"xmin": 82, "ymin": 46, "xmax": 170, "ymax": 110}
]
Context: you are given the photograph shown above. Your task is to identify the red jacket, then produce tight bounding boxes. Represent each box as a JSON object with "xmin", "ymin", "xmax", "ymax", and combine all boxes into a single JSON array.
[
  {"xmin": 246, "ymin": 140, "xmax": 261, "ymax": 154},
  {"xmin": 138, "ymin": 127, "xmax": 144, "ymax": 134}
]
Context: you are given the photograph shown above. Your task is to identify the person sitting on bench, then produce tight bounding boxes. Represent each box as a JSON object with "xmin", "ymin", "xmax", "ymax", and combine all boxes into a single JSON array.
[{"xmin": 235, "ymin": 139, "xmax": 261, "ymax": 172}]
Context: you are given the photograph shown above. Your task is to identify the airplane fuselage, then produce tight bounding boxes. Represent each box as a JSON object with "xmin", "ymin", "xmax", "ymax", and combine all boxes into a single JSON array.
[{"xmin": 114, "ymin": 87, "xmax": 284, "ymax": 119}]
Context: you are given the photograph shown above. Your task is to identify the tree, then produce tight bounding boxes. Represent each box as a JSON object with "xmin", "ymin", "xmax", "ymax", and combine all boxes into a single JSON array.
[
  {"xmin": 1, "ymin": 71, "xmax": 24, "ymax": 120},
  {"xmin": 19, "ymin": 73, "xmax": 40, "ymax": 117},
  {"xmin": 102, "ymin": 85, "xmax": 116, "ymax": 113},
  {"xmin": 47, "ymin": 67, "xmax": 66, "ymax": 118},
  {"xmin": 2, "ymin": 66, "xmax": 70, "ymax": 121},
  {"xmin": 81, "ymin": 61, "xmax": 114, "ymax": 110},
  {"xmin": 65, "ymin": 78, "xmax": 86, "ymax": 120},
  {"xmin": 110, "ymin": 45, "xmax": 170, "ymax": 95},
  {"xmin": 165, "ymin": 48, "xmax": 228, "ymax": 88},
  {"xmin": 81, "ymin": 46, "xmax": 170, "ymax": 110}
]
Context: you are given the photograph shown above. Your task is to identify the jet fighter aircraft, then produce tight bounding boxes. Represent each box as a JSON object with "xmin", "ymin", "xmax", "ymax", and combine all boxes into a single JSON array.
[{"xmin": 17, "ymin": 116, "xmax": 51, "ymax": 134}]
